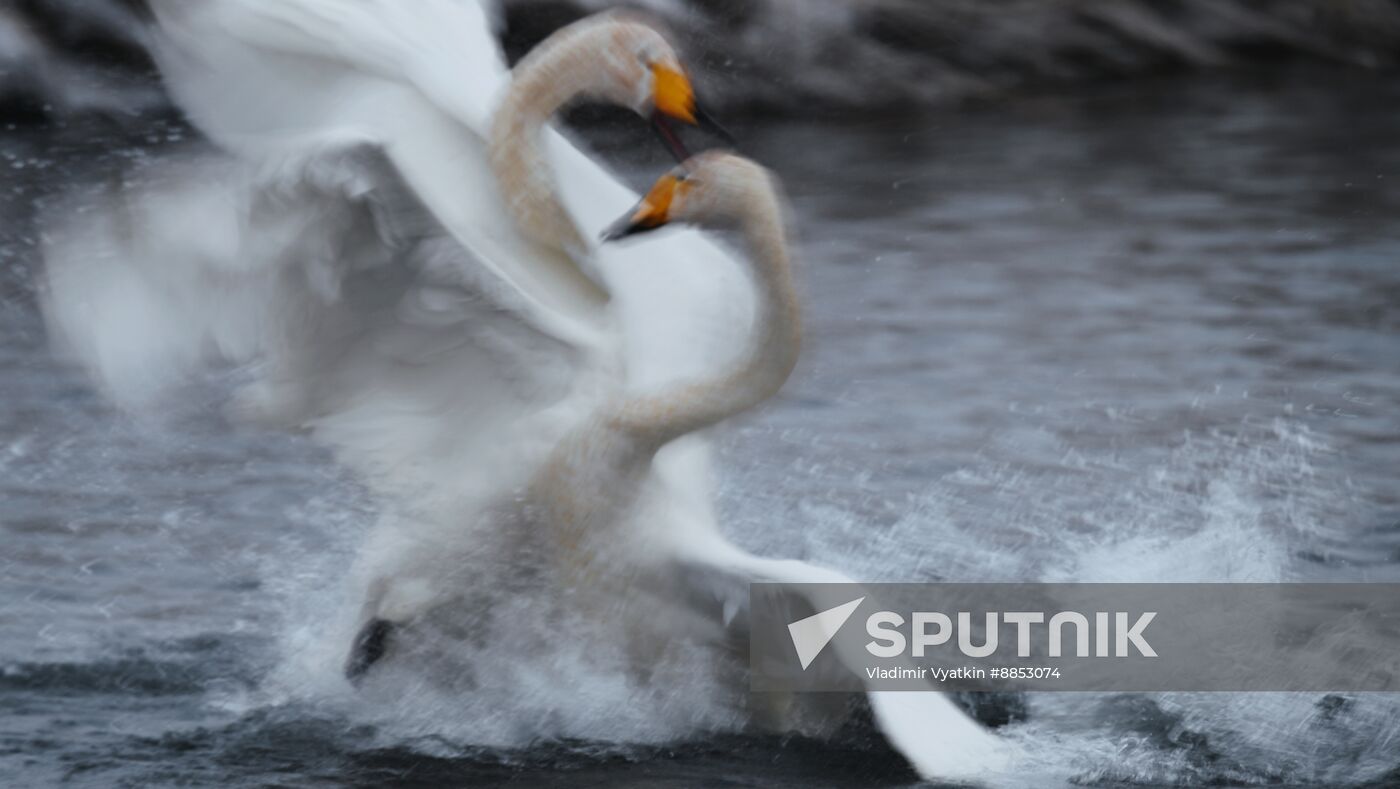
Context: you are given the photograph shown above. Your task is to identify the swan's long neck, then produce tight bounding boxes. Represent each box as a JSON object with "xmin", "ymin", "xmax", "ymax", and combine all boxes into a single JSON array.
[
  {"xmin": 611, "ymin": 190, "xmax": 801, "ymax": 452},
  {"xmin": 490, "ymin": 27, "xmax": 615, "ymax": 257}
]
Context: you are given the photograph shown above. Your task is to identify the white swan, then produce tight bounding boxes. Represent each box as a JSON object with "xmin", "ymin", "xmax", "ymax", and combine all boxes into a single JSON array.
[
  {"xmin": 341, "ymin": 151, "xmax": 1013, "ymax": 783},
  {"xmin": 39, "ymin": 1, "xmax": 1013, "ymax": 783}
]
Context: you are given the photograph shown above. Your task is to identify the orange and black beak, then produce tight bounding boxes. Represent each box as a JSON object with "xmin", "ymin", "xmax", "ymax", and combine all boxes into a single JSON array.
[
  {"xmin": 650, "ymin": 63, "xmax": 734, "ymax": 162},
  {"xmin": 602, "ymin": 172, "xmax": 685, "ymax": 242}
]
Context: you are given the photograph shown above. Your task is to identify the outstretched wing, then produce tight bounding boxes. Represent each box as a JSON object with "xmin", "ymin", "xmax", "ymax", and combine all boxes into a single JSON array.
[
  {"xmin": 146, "ymin": 0, "xmax": 610, "ymax": 345},
  {"xmin": 41, "ymin": 142, "xmax": 601, "ymax": 501}
]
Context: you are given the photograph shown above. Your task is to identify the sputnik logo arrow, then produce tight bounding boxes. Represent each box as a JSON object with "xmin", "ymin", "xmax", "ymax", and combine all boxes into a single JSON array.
[{"xmin": 787, "ymin": 597, "xmax": 865, "ymax": 670}]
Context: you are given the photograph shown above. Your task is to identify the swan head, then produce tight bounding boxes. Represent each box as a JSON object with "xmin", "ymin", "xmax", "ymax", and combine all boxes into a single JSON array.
[
  {"xmin": 577, "ymin": 14, "xmax": 733, "ymax": 160},
  {"xmin": 601, "ymin": 152, "xmax": 775, "ymax": 241}
]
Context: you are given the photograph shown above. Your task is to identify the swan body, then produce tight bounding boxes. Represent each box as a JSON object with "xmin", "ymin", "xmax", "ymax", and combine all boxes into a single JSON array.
[
  {"xmin": 40, "ymin": 2, "xmax": 1014, "ymax": 783},
  {"xmin": 348, "ymin": 152, "xmax": 1013, "ymax": 782}
]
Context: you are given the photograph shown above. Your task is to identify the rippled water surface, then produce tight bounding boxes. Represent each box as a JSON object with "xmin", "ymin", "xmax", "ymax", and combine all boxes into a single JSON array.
[{"xmin": 2, "ymin": 71, "xmax": 1399, "ymax": 787}]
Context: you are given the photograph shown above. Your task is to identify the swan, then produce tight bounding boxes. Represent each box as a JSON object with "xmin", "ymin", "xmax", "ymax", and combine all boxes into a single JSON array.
[
  {"xmin": 340, "ymin": 150, "xmax": 1013, "ymax": 783},
  {"xmin": 39, "ymin": 1, "xmax": 1014, "ymax": 783}
]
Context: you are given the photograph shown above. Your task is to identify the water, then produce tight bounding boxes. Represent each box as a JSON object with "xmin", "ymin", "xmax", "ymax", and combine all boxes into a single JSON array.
[{"xmin": 3, "ymin": 69, "xmax": 1400, "ymax": 786}]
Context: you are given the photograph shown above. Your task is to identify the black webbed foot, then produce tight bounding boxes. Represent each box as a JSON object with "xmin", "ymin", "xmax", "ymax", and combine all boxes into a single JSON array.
[{"xmin": 345, "ymin": 618, "xmax": 394, "ymax": 684}]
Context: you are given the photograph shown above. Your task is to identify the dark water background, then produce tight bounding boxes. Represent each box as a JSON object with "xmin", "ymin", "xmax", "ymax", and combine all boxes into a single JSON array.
[{"xmin": 2, "ymin": 69, "xmax": 1399, "ymax": 786}]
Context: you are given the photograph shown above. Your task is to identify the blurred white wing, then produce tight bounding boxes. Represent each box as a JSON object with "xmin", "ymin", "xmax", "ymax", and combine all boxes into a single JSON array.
[
  {"xmin": 42, "ymin": 144, "xmax": 597, "ymax": 501},
  {"xmin": 148, "ymin": 0, "xmax": 611, "ymax": 346}
]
